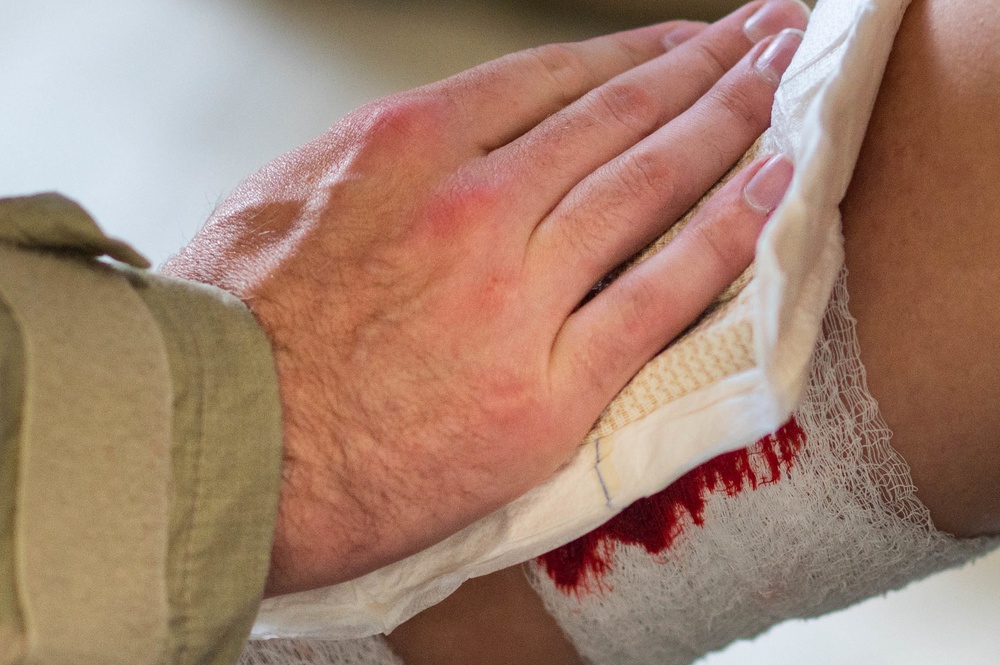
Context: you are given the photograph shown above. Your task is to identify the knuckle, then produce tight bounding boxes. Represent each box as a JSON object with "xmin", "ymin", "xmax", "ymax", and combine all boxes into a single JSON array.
[
  {"xmin": 569, "ymin": 342, "xmax": 615, "ymax": 397},
  {"xmin": 469, "ymin": 363, "xmax": 555, "ymax": 443},
  {"xmin": 710, "ymin": 78, "xmax": 772, "ymax": 129},
  {"xmin": 451, "ymin": 169, "xmax": 509, "ymax": 213},
  {"xmin": 690, "ymin": 39, "xmax": 733, "ymax": 83},
  {"xmin": 688, "ymin": 216, "xmax": 750, "ymax": 276},
  {"xmin": 593, "ymin": 80, "xmax": 661, "ymax": 136},
  {"xmin": 420, "ymin": 172, "xmax": 508, "ymax": 236},
  {"xmin": 617, "ymin": 274, "xmax": 660, "ymax": 334},
  {"xmin": 528, "ymin": 43, "xmax": 590, "ymax": 105},
  {"xmin": 608, "ymin": 32, "xmax": 657, "ymax": 69},
  {"xmin": 353, "ymin": 94, "xmax": 451, "ymax": 146},
  {"xmin": 613, "ymin": 148, "xmax": 677, "ymax": 202},
  {"xmin": 556, "ymin": 208, "xmax": 610, "ymax": 266}
]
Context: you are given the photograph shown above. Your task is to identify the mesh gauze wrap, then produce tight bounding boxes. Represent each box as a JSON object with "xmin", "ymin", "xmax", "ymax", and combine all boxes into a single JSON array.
[
  {"xmin": 239, "ymin": 635, "xmax": 402, "ymax": 665},
  {"xmin": 524, "ymin": 270, "xmax": 1000, "ymax": 664}
]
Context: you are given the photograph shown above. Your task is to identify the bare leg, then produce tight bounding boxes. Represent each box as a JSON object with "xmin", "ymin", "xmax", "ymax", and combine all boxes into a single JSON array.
[
  {"xmin": 842, "ymin": 0, "xmax": 1000, "ymax": 538},
  {"xmin": 386, "ymin": 567, "xmax": 580, "ymax": 665}
]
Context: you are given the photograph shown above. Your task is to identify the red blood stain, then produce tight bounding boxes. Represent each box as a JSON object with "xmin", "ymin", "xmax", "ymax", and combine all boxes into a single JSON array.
[{"xmin": 538, "ymin": 418, "xmax": 806, "ymax": 593}]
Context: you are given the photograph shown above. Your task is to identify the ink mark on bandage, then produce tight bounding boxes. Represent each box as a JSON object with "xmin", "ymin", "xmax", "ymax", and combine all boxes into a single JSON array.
[{"xmin": 540, "ymin": 418, "xmax": 806, "ymax": 594}]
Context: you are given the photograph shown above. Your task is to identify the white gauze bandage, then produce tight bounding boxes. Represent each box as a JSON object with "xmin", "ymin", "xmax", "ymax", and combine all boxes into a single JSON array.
[{"xmin": 525, "ymin": 270, "xmax": 1000, "ymax": 665}]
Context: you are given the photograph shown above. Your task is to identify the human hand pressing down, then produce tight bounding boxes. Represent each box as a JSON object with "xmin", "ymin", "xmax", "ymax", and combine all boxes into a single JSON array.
[{"xmin": 164, "ymin": 0, "xmax": 806, "ymax": 597}]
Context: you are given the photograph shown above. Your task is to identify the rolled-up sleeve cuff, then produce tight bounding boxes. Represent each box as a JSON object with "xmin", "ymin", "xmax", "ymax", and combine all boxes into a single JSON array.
[{"xmin": 0, "ymin": 193, "xmax": 282, "ymax": 665}]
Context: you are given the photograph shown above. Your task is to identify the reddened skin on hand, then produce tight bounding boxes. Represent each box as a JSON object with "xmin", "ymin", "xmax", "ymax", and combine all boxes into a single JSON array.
[{"xmin": 164, "ymin": 0, "xmax": 805, "ymax": 597}]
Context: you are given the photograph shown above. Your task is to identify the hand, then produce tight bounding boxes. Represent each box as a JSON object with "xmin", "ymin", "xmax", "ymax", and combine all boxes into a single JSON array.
[{"xmin": 163, "ymin": 0, "xmax": 806, "ymax": 597}]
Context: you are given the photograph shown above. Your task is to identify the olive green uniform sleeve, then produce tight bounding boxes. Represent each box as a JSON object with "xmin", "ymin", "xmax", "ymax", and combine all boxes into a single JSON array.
[{"xmin": 0, "ymin": 193, "xmax": 283, "ymax": 665}]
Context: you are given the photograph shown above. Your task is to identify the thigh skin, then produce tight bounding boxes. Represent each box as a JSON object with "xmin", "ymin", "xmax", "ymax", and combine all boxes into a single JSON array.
[
  {"xmin": 842, "ymin": 0, "xmax": 1000, "ymax": 539},
  {"xmin": 386, "ymin": 0, "xmax": 1000, "ymax": 661}
]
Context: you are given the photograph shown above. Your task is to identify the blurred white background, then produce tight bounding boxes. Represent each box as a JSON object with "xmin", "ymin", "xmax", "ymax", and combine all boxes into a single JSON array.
[{"xmin": 3, "ymin": 0, "xmax": 997, "ymax": 661}]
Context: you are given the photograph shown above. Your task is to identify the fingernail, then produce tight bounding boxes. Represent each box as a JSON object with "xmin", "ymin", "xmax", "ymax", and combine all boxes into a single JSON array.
[
  {"xmin": 744, "ymin": 0, "xmax": 811, "ymax": 44},
  {"xmin": 754, "ymin": 28, "xmax": 804, "ymax": 85},
  {"xmin": 662, "ymin": 22, "xmax": 706, "ymax": 50},
  {"xmin": 743, "ymin": 154, "xmax": 794, "ymax": 213}
]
